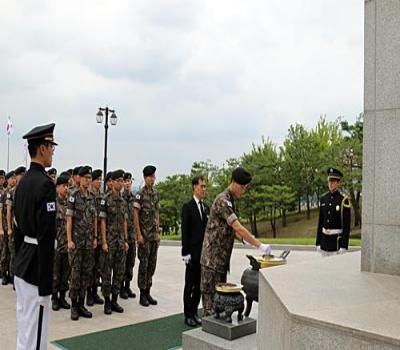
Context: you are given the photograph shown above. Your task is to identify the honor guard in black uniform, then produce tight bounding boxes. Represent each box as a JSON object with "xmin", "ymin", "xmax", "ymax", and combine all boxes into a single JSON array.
[
  {"xmin": 13, "ymin": 123, "xmax": 57, "ymax": 350},
  {"xmin": 316, "ymin": 168, "xmax": 351, "ymax": 256}
]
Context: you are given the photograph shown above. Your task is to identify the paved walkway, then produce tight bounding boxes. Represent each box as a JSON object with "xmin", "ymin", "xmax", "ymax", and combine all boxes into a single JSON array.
[{"xmin": 0, "ymin": 244, "xmax": 321, "ymax": 349}]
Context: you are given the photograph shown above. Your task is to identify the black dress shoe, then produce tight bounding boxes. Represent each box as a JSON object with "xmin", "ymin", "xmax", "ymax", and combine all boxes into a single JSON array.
[
  {"xmin": 193, "ymin": 314, "xmax": 202, "ymax": 325},
  {"xmin": 185, "ymin": 317, "xmax": 197, "ymax": 327}
]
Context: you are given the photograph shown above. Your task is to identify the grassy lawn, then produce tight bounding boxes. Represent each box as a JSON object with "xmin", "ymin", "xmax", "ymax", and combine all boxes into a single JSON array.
[{"xmin": 161, "ymin": 235, "xmax": 361, "ymax": 247}]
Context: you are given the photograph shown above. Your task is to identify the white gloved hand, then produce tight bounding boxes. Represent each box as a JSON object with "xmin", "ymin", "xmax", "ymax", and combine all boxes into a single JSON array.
[
  {"xmin": 182, "ymin": 254, "xmax": 191, "ymax": 265},
  {"xmin": 38, "ymin": 296, "xmax": 50, "ymax": 307},
  {"xmin": 316, "ymin": 245, "xmax": 322, "ymax": 252},
  {"xmin": 338, "ymin": 248, "xmax": 347, "ymax": 255},
  {"xmin": 259, "ymin": 244, "xmax": 272, "ymax": 255}
]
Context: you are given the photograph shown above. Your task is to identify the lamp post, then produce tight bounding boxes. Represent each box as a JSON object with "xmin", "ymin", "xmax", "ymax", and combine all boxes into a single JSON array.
[{"xmin": 96, "ymin": 106, "xmax": 118, "ymax": 191}]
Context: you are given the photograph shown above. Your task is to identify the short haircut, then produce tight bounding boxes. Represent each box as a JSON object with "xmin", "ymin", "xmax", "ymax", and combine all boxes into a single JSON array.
[
  {"xmin": 28, "ymin": 141, "xmax": 44, "ymax": 158},
  {"xmin": 192, "ymin": 175, "xmax": 205, "ymax": 190}
]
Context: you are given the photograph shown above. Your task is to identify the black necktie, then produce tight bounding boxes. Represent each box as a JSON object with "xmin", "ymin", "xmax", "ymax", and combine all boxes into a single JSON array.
[{"xmin": 199, "ymin": 201, "xmax": 206, "ymax": 222}]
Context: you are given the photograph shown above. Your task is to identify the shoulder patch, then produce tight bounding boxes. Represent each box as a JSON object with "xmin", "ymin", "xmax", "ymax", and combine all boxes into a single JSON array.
[
  {"xmin": 68, "ymin": 196, "xmax": 75, "ymax": 203},
  {"xmin": 225, "ymin": 200, "xmax": 233, "ymax": 208},
  {"xmin": 47, "ymin": 202, "xmax": 56, "ymax": 212}
]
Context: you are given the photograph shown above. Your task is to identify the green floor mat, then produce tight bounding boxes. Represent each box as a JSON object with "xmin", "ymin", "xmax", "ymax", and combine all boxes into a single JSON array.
[{"xmin": 52, "ymin": 312, "xmax": 199, "ymax": 350}]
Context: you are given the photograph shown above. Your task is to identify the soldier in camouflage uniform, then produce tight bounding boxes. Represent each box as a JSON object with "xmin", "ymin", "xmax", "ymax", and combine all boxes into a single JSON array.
[
  {"xmin": 70, "ymin": 166, "xmax": 82, "ymax": 193},
  {"xmin": 6, "ymin": 166, "xmax": 26, "ymax": 287},
  {"xmin": 200, "ymin": 168, "xmax": 272, "ymax": 316},
  {"xmin": 120, "ymin": 172, "xmax": 136, "ymax": 299},
  {"xmin": 0, "ymin": 170, "xmax": 4, "ymax": 280},
  {"xmin": 47, "ymin": 167, "xmax": 57, "ymax": 184},
  {"xmin": 87, "ymin": 169, "xmax": 104, "ymax": 306},
  {"xmin": 134, "ymin": 165, "xmax": 160, "ymax": 307},
  {"xmin": 0, "ymin": 171, "xmax": 16, "ymax": 285},
  {"xmin": 105, "ymin": 171, "xmax": 113, "ymax": 193},
  {"xmin": 66, "ymin": 166, "xmax": 97, "ymax": 321},
  {"xmin": 99, "ymin": 169, "xmax": 129, "ymax": 314},
  {"xmin": 52, "ymin": 173, "xmax": 71, "ymax": 311}
]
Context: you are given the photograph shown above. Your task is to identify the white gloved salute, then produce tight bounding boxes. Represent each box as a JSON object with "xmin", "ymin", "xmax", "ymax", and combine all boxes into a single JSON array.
[
  {"xmin": 259, "ymin": 243, "xmax": 272, "ymax": 255},
  {"xmin": 182, "ymin": 254, "xmax": 191, "ymax": 265}
]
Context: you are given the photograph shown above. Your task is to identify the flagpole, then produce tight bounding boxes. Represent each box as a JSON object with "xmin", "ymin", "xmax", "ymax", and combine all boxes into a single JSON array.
[{"xmin": 7, "ymin": 134, "xmax": 10, "ymax": 172}]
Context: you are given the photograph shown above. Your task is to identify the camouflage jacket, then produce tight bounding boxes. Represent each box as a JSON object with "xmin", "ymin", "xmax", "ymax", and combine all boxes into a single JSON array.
[
  {"xmin": 133, "ymin": 186, "xmax": 159, "ymax": 241},
  {"xmin": 0, "ymin": 187, "xmax": 12, "ymax": 232},
  {"xmin": 56, "ymin": 196, "xmax": 68, "ymax": 253},
  {"xmin": 99, "ymin": 191, "xmax": 128, "ymax": 250},
  {"xmin": 123, "ymin": 190, "xmax": 135, "ymax": 242},
  {"xmin": 200, "ymin": 189, "xmax": 238, "ymax": 273},
  {"xmin": 5, "ymin": 187, "xmax": 16, "ymax": 231},
  {"xmin": 66, "ymin": 188, "xmax": 97, "ymax": 249}
]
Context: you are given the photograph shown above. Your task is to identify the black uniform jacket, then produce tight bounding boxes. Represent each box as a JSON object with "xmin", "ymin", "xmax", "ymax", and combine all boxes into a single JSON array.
[
  {"xmin": 316, "ymin": 190, "xmax": 351, "ymax": 252},
  {"xmin": 14, "ymin": 162, "xmax": 57, "ymax": 296},
  {"xmin": 181, "ymin": 198, "xmax": 209, "ymax": 263}
]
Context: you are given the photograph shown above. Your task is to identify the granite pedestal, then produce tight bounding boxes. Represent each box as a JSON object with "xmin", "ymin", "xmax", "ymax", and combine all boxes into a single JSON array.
[{"xmin": 202, "ymin": 315, "xmax": 256, "ymax": 340}]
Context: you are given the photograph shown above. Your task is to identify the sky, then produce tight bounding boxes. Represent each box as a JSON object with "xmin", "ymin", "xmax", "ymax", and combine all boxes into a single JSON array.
[{"xmin": 0, "ymin": 0, "xmax": 364, "ymax": 182}]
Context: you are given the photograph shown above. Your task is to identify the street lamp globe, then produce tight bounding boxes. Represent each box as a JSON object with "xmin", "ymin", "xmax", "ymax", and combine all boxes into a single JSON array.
[
  {"xmin": 110, "ymin": 112, "xmax": 117, "ymax": 126},
  {"xmin": 96, "ymin": 110, "xmax": 104, "ymax": 123}
]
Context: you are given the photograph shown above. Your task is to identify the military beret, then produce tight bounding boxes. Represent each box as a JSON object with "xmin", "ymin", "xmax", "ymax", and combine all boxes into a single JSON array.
[
  {"xmin": 59, "ymin": 171, "xmax": 71, "ymax": 178},
  {"xmin": 5, "ymin": 171, "xmax": 16, "ymax": 180},
  {"xmin": 67, "ymin": 168, "xmax": 73, "ymax": 176},
  {"xmin": 92, "ymin": 169, "xmax": 103, "ymax": 181},
  {"xmin": 47, "ymin": 168, "xmax": 57, "ymax": 176},
  {"xmin": 105, "ymin": 172, "xmax": 113, "ymax": 183},
  {"xmin": 111, "ymin": 169, "xmax": 124, "ymax": 180},
  {"xmin": 15, "ymin": 166, "xmax": 26, "ymax": 176},
  {"xmin": 73, "ymin": 166, "xmax": 82, "ymax": 176},
  {"xmin": 78, "ymin": 166, "xmax": 92, "ymax": 177},
  {"xmin": 143, "ymin": 165, "xmax": 156, "ymax": 177},
  {"xmin": 231, "ymin": 167, "xmax": 252, "ymax": 185},
  {"xmin": 22, "ymin": 123, "xmax": 57, "ymax": 145},
  {"xmin": 56, "ymin": 174, "xmax": 70, "ymax": 186},
  {"xmin": 0, "ymin": 170, "xmax": 6, "ymax": 177},
  {"xmin": 123, "ymin": 172, "xmax": 132, "ymax": 181},
  {"xmin": 327, "ymin": 167, "xmax": 343, "ymax": 180}
]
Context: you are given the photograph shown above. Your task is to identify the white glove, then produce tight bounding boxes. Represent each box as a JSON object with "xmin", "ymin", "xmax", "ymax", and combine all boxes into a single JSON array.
[
  {"xmin": 338, "ymin": 248, "xmax": 347, "ymax": 254},
  {"xmin": 316, "ymin": 245, "xmax": 322, "ymax": 253},
  {"xmin": 182, "ymin": 254, "xmax": 191, "ymax": 265},
  {"xmin": 259, "ymin": 244, "xmax": 272, "ymax": 255},
  {"xmin": 38, "ymin": 295, "xmax": 50, "ymax": 307}
]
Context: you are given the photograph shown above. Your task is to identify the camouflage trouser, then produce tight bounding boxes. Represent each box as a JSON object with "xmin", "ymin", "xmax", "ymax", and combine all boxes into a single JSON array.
[
  {"xmin": 101, "ymin": 249, "xmax": 126, "ymax": 298},
  {"xmin": 137, "ymin": 241, "xmax": 158, "ymax": 290},
  {"xmin": 53, "ymin": 251, "xmax": 70, "ymax": 293},
  {"xmin": 92, "ymin": 245, "xmax": 104, "ymax": 288},
  {"xmin": 8, "ymin": 235, "xmax": 15, "ymax": 276},
  {"xmin": 124, "ymin": 241, "xmax": 136, "ymax": 282},
  {"xmin": 68, "ymin": 249, "xmax": 94, "ymax": 299},
  {"xmin": 0, "ymin": 234, "xmax": 10, "ymax": 275},
  {"xmin": 200, "ymin": 266, "xmax": 227, "ymax": 317}
]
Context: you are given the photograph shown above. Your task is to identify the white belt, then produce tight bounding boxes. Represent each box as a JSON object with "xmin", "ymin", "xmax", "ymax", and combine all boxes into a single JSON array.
[
  {"xmin": 322, "ymin": 228, "xmax": 342, "ymax": 236},
  {"xmin": 24, "ymin": 236, "xmax": 38, "ymax": 245}
]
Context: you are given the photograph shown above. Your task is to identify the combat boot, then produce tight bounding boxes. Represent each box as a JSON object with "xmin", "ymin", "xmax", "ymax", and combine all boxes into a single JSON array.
[
  {"xmin": 120, "ymin": 282, "xmax": 128, "ymax": 299},
  {"xmin": 104, "ymin": 296, "xmax": 112, "ymax": 315},
  {"xmin": 111, "ymin": 293, "xmax": 124, "ymax": 313},
  {"xmin": 71, "ymin": 298, "xmax": 79, "ymax": 321},
  {"xmin": 59, "ymin": 291, "xmax": 71, "ymax": 309},
  {"xmin": 78, "ymin": 297, "xmax": 92, "ymax": 318},
  {"xmin": 86, "ymin": 288, "xmax": 94, "ymax": 306},
  {"xmin": 92, "ymin": 287, "xmax": 104, "ymax": 305},
  {"xmin": 52, "ymin": 293, "xmax": 60, "ymax": 311},
  {"xmin": 2, "ymin": 272, "xmax": 8, "ymax": 285},
  {"xmin": 139, "ymin": 290, "xmax": 149, "ymax": 307},
  {"xmin": 126, "ymin": 281, "xmax": 136, "ymax": 298},
  {"xmin": 146, "ymin": 289, "xmax": 158, "ymax": 305}
]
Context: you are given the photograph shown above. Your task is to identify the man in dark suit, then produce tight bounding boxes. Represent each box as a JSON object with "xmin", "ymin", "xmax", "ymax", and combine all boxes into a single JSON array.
[{"xmin": 181, "ymin": 175, "xmax": 208, "ymax": 327}]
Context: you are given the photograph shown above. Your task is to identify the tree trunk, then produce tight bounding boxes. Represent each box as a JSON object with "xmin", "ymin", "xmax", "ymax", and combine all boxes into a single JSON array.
[
  {"xmin": 306, "ymin": 194, "xmax": 311, "ymax": 220},
  {"xmin": 270, "ymin": 208, "xmax": 277, "ymax": 238},
  {"xmin": 349, "ymin": 187, "xmax": 362, "ymax": 227},
  {"xmin": 298, "ymin": 196, "xmax": 301, "ymax": 214},
  {"xmin": 281, "ymin": 209, "xmax": 287, "ymax": 227},
  {"xmin": 251, "ymin": 211, "xmax": 258, "ymax": 238}
]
